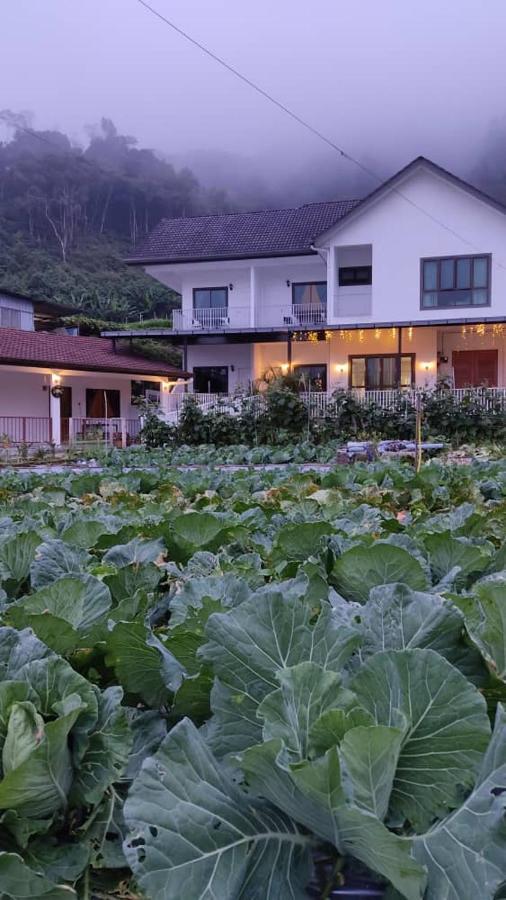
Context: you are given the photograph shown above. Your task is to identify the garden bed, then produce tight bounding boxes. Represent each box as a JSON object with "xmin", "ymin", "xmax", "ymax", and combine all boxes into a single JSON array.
[{"xmin": 0, "ymin": 456, "xmax": 504, "ymax": 898}]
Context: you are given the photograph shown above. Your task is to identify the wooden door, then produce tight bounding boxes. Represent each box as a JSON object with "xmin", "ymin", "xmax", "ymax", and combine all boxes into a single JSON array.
[{"xmin": 452, "ymin": 350, "xmax": 498, "ymax": 387}]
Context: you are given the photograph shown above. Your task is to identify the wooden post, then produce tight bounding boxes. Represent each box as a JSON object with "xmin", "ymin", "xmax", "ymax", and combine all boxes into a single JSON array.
[
  {"xmin": 287, "ymin": 332, "xmax": 292, "ymax": 372},
  {"xmin": 397, "ymin": 326, "xmax": 403, "ymax": 389},
  {"xmin": 121, "ymin": 418, "xmax": 127, "ymax": 449},
  {"xmin": 415, "ymin": 392, "xmax": 423, "ymax": 472}
]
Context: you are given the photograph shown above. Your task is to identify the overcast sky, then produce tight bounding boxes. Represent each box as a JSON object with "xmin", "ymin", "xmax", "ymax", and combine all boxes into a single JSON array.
[{"xmin": 2, "ymin": 0, "xmax": 506, "ymax": 196}]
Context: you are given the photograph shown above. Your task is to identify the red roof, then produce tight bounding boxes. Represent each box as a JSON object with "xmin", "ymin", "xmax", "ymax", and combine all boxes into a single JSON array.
[{"xmin": 0, "ymin": 328, "xmax": 186, "ymax": 378}]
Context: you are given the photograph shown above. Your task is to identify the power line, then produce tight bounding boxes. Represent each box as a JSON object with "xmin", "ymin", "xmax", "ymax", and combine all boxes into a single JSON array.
[{"xmin": 135, "ymin": 0, "xmax": 506, "ymax": 271}]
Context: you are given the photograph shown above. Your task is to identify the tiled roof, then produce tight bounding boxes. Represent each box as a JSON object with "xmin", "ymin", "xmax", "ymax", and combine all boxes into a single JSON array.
[
  {"xmin": 126, "ymin": 199, "xmax": 360, "ymax": 264},
  {"xmin": 0, "ymin": 329, "xmax": 186, "ymax": 377}
]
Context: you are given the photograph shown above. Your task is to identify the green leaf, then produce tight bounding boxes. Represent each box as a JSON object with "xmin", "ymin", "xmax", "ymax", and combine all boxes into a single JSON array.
[
  {"xmin": 0, "ymin": 851, "xmax": 76, "ymax": 899},
  {"xmin": 2, "ymin": 701, "xmax": 45, "ymax": 775},
  {"xmin": 257, "ymin": 662, "xmax": 350, "ymax": 761},
  {"xmin": 0, "ymin": 704, "xmax": 83, "ymax": 819},
  {"xmin": 308, "ymin": 707, "xmax": 375, "ymax": 757},
  {"xmin": 358, "ymin": 584, "xmax": 486, "ymax": 683},
  {"xmin": 0, "ymin": 532, "xmax": 41, "ymax": 588},
  {"xmin": 72, "ymin": 686, "xmax": 131, "ymax": 805},
  {"xmin": 103, "ymin": 537, "xmax": 165, "ymax": 568},
  {"xmin": 273, "ymin": 522, "xmax": 333, "ymax": 560},
  {"xmin": 241, "ymin": 742, "xmax": 426, "ymax": 900},
  {"xmin": 104, "ymin": 561, "xmax": 161, "ymax": 602},
  {"xmin": 124, "ymin": 718, "xmax": 313, "ymax": 900},
  {"xmin": 423, "ymin": 532, "xmax": 491, "ymax": 587},
  {"xmin": 11, "ymin": 575, "xmax": 111, "ymax": 633},
  {"xmin": 60, "ymin": 516, "xmax": 120, "ymax": 549},
  {"xmin": 30, "ymin": 540, "xmax": 92, "ymax": 589},
  {"xmin": 351, "ymin": 649, "xmax": 491, "ymax": 829},
  {"xmin": 454, "ymin": 577, "xmax": 506, "ymax": 680},
  {"xmin": 0, "ymin": 628, "xmax": 53, "ymax": 680},
  {"xmin": 106, "ymin": 622, "xmax": 180, "ymax": 707},
  {"xmin": 340, "ymin": 724, "xmax": 405, "ymax": 820},
  {"xmin": 168, "ymin": 574, "xmax": 250, "ymax": 626},
  {"xmin": 124, "ymin": 710, "xmax": 167, "ymax": 781},
  {"xmin": 172, "ymin": 511, "xmax": 230, "ymax": 550},
  {"xmin": 331, "ymin": 544, "xmax": 429, "ymax": 603},
  {"xmin": 413, "ymin": 703, "xmax": 506, "ymax": 899},
  {"xmin": 201, "ymin": 594, "xmax": 360, "ymax": 754}
]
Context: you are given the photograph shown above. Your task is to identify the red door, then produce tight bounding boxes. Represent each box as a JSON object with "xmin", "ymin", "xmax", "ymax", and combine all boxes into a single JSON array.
[{"xmin": 452, "ymin": 350, "xmax": 498, "ymax": 387}]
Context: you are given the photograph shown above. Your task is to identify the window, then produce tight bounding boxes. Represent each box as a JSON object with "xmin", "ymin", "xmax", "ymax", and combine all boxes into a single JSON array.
[
  {"xmin": 338, "ymin": 266, "xmax": 372, "ymax": 286},
  {"xmin": 193, "ymin": 287, "xmax": 228, "ymax": 310},
  {"xmin": 131, "ymin": 380, "xmax": 161, "ymax": 404},
  {"xmin": 291, "ymin": 283, "xmax": 327, "ymax": 324},
  {"xmin": 350, "ymin": 355, "xmax": 414, "ymax": 390},
  {"xmin": 193, "ymin": 366, "xmax": 228, "ymax": 393},
  {"xmin": 293, "ymin": 364, "xmax": 327, "ymax": 392},
  {"xmin": 421, "ymin": 256, "xmax": 490, "ymax": 308},
  {"xmin": 0, "ymin": 307, "xmax": 22, "ymax": 328},
  {"xmin": 292, "ymin": 283, "xmax": 327, "ymax": 306},
  {"xmin": 86, "ymin": 389, "xmax": 120, "ymax": 418}
]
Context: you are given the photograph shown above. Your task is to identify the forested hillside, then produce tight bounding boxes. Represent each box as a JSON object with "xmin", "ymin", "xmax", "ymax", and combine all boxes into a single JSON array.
[{"xmin": 0, "ymin": 115, "xmax": 232, "ymax": 320}]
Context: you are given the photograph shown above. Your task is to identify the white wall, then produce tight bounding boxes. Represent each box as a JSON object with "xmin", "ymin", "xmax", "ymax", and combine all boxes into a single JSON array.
[
  {"xmin": 188, "ymin": 327, "xmax": 443, "ymax": 390},
  {"xmin": 256, "ymin": 260, "xmax": 326, "ymax": 326},
  {"xmin": 0, "ymin": 368, "xmax": 154, "ymax": 419},
  {"xmin": 187, "ymin": 344, "xmax": 254, "ymax": 392},
  {"xmin": 322, "ymin": 165, "xmax": 506, "ymax": 324}
]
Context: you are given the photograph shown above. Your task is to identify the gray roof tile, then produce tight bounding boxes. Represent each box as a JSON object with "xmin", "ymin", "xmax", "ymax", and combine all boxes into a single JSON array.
[{"xmin": 126, "ymin": 199, "xmax": 360, "ymax": 264}]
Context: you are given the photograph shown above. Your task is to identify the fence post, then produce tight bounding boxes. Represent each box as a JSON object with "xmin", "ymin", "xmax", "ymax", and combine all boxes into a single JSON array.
[
  {"xmin": 68, "ymin": 418, "xmax": 74, "ymax": 446},
  {"xmin": 415, "ymin": 393, "xmax": 423, "ymax": 473},
  {"xmin": 121, "ymin": 418, "xmax": 127, "ymax": 449}
]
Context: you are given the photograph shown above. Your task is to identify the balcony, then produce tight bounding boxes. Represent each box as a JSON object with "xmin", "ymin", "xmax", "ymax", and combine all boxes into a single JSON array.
[
  {"xmin": 171, "ymin": 304, "xmax": 327, "ymax": 332},
  {"xmin": 172, "ymin": 307, "xmax": 250, "ymax": 331}
]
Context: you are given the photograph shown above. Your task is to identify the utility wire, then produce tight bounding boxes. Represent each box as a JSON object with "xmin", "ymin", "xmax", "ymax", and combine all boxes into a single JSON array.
[{"xmin": 135, "ymin": 0, "xmax": 506, "ymax": 271}]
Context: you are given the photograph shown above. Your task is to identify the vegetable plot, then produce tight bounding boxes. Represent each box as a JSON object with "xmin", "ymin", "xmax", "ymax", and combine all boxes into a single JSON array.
[{"xmin": 0, "ymin": 459, "xmax": 504, "ymax": 898}]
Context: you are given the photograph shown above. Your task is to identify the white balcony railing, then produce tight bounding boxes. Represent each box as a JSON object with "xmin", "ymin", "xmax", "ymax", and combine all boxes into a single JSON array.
[
  {"xmin": 159, "ymin": 387, "xmax": 506, "ymax": 424},
  {"xmin": 172, "ymin": 307, "xmax": 250, "ymax": 330},
  {"xmin": 280, "ymin": 304, "xmax": 327, "ymax": 326},
  {"xmin": 171, "ymin": 304, "xmax": 327, "ymax": 331}
]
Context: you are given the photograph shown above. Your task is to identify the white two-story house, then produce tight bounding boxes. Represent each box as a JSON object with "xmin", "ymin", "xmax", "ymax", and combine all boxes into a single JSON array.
[{"xmin": 118, "ymin": 157, "xmax": 506, "ymax": 398}]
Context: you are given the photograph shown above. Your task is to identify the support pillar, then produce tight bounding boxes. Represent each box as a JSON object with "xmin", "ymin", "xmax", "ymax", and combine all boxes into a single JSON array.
[
  {"xmin": 249, "ymin": 266, "xmax": 257, "ymax": 328},
  {"xmin": 49, "ymin": 379, "xmax": 61, "ymax": 447},
  {"xmin": 287, "ymin": 332, "xmax": 292, "ymax": 372},
  {"xmin": 397, "ymin": 326, "xmax": 403, "ymax": 388},
  {"xmin": 183, "ymin": 338, "xmax": 188, "ymax": 392}
]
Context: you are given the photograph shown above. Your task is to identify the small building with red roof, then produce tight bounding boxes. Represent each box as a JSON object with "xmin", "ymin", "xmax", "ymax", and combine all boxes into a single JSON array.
[{"xmin": 0, "ymin": 289, "xmax": 188, "ymax": 446}]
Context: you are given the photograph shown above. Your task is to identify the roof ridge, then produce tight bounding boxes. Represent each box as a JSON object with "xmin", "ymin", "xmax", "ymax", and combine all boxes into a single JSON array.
[{"xmin": 157, "ymin": 196, "xmax": 359, "ymax": 226}]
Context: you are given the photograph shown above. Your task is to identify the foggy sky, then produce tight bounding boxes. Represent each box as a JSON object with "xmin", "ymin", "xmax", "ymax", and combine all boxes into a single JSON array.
[{"xmin": 2, "ymin": 0, "xmax": 506, "ymax": 200}]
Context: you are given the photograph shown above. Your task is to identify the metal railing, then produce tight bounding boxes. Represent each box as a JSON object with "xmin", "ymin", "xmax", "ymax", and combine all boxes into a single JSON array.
[
  {"xmin": 172, "ymin": 307, "xmax": 250, "ymax": 330},
  {"xmin": 281, "ymin": 304, "xmax": 327, "ymax": 326},
  {"xmin": 161, "ymin": 387, "xmax": 506, "ymax": 423},
  {"xmin": 0, "ymin": 416, "xmax": 52, "ymax": 445},
  {"xmin": 65, "ymin": 417, "xmax": 142, "ymax": 446}
]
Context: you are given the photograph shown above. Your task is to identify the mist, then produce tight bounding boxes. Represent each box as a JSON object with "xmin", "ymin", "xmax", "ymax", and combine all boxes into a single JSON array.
[{"xmin": 2, "ymin": 0, "xmax": 506, "ymax": 208}]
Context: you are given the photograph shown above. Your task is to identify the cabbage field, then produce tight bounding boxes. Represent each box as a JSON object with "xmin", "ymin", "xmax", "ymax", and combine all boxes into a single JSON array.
[{"xmin": 0, "ymin": 459, "xmax": 505, "ymax": 899}]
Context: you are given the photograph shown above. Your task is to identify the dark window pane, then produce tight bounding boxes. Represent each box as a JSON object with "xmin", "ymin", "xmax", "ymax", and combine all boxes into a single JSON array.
[
  {"xmin": 86, "ymin": 389, "xmax": 120, "ymax": 418},
  {"xmin": 193, "ymin": 289, "xmax": 210, "ymax": 309},
  {"xmin": 456, "ymin": 258, "xmax": 471, "ymax": 289},
  {"xmin": 423, "ymin": 261, "xmax": 438, "ymax": 290},
  {"xmin": 210, "ymin": 288, "xmax": 227, "ymax": 309},
  {"xmin": 294, "ymin": 364, "xmax": 327, "ymax": 392},
  {"xmin": 440, "ymin": 259, "xmax": 455, "ymax": 289},
  {"xmin": 366, "ymin": 357, "xmax": 382, "ymax": 388},
  {"xmin": 293, "ymin": 284, "xmax": 310, "ymax": 305},
  {"xmin": 316, "ymin": 283, "xmax": 327, "ymax": 303},
  {"xmin": 472, "ymin": 289, "xmax": 488, "ymax": 306},
  {"xmin": 193, "ymin": 366, "xmax": 228, "ymax": 393},
  {"xmin": 473, "ymin": 258, "xmax": 488, "ymax": 288},
  {"xmin": 422, "ymin": 292, "xmax": 437, "ymax": 307},
  {"xmin": 338, "ymin": 266, "xmax": 372, "ymax": 286}
]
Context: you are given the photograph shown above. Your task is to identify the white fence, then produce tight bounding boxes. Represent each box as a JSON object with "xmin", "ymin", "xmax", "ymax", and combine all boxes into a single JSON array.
[{"xmin": 159, "ymin": 387, "xmax": 506, "ymax": 424}]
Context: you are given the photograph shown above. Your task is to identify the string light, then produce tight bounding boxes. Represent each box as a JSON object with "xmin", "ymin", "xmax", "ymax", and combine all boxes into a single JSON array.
[{"xmin": 407, "ymin": 327, "xmax": 413, "ymax": 341}]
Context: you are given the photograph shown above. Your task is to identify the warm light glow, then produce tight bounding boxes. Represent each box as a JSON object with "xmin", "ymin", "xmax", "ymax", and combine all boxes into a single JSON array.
[
  {"xmin": 281, "ymin": 363, "xmax": 289, "ymax": 374},
  {"xmin": 51, "ymin": 374, "xmax": 61, "ymax": 385},
  {"xmin": 161, "ymin": 380, "xmax": 171, "ymax": 393},
  {"xmin": 407, "ymin": 327, "xmax": 413, "ymax": 341},
  {"xmin": 420, "ymin": 361, "xmax": 434, "ymax": 371},
  {"xmin": 335, "ymin": 363, "xmax": 348, "ymax": 374}
]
